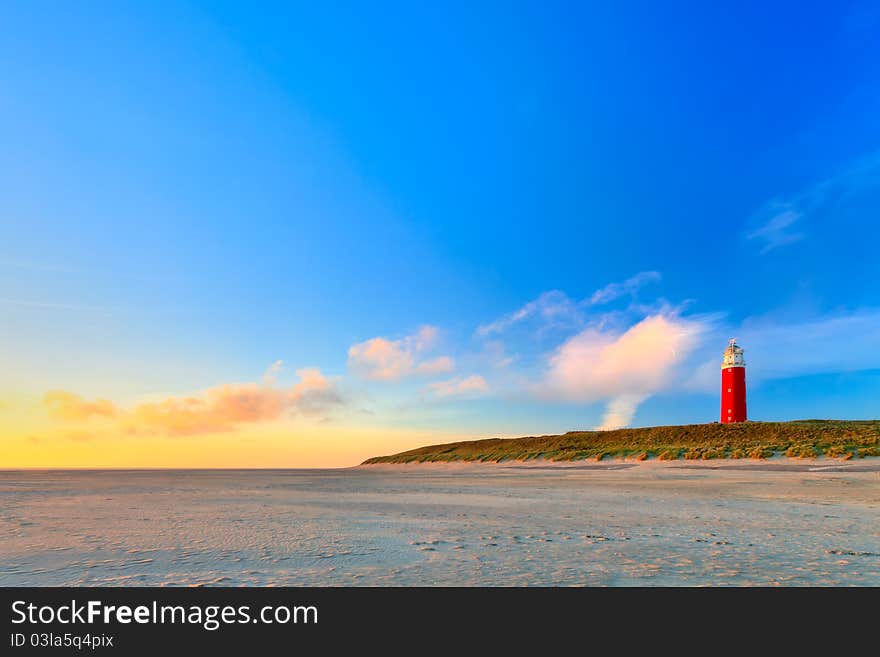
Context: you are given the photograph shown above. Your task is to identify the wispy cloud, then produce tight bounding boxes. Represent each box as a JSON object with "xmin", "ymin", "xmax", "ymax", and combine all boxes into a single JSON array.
[
  {"xmin": 686, "ymin": 308, "xmax": 880, "ymax": 391},
  {"xmin": 476, "ymin": 290, "xmax": 580, "ymax": 337},
  {"xmin": 746, "ymin": 205, "xmax": 805, "ymax": 253},
  {"xmin": 261, "ymin": 359, "xmax": 285, "ymax": 385},
  {"xmin": 348, "ymin": 325, "xmax": 454, "ymax": 381},
  {"xmin": 747, "ymin": 150, "xmax": 880, "ymax": 253},
  {"xmin": 588, "ymin": 271, "xmax": 661, "ymax": 306},
  {"xmin": 0, "ymin": 298, "xmax": 110, "ymax": 313},
  {"xmin": 426, "ymin": 374, "xmax": 490, "ymax": 399},
  {"xmin": 476, "ymin": 271, "xmax": 661, "ymax": 337},
  {"xmin": 481, "ymin": 340, "xmax": 516, "ymax": 369}
]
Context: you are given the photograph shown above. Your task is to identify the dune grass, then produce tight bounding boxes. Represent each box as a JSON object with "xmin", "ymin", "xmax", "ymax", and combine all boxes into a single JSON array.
[{"xmin": 362, "ymin": 420, "xmax": 880, "ymax": 464}]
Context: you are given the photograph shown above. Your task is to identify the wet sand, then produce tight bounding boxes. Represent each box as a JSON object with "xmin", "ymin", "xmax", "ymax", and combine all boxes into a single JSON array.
[{"xmin": 1, "ymin": 461, "xmax": 878, "ymax": 586}]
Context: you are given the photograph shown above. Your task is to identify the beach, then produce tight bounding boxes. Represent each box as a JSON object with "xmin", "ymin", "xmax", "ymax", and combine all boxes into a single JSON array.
[{"xmin": 1, "ymin": 461, "xmax": 879, "ymax": 586}]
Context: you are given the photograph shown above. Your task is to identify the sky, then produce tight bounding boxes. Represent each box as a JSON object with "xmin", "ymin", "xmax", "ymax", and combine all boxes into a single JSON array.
[{"xmin": 2, "ymin": 1, "xmax": 880, "ymax": 467}]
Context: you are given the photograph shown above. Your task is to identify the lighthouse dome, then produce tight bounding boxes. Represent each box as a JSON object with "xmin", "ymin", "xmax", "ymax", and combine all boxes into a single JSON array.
[{"xmin": 721, "ymin": 338, "xmax": 745, "ymax": 368}]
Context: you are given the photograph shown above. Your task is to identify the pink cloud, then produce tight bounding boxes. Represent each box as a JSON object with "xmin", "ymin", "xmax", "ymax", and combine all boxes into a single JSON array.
[
  {"xmin": 288, "ymin": 367, "xmax": 344, "ymax": 414},
  {"xmin": 126, "ymin": 384, "xmax": 290, "ymax": 435},
  {"xmin": 43, "ymin": 368, "xmax": 343, "ymax": 436},
  {"xmin": 427, "ymin": 374, "xmax": 489, "ymax": 398},
  {"xmin": 348, "ymin": 326, "xmax": 454, "ymax": 381},
  {"xmin": 347, "ymin": 337, "xmax": 415, "ymax": 381},
  {"xmin": 43, "ymin": 391, "xmax": 118, "ymax": 421},
  {"xmin": 541, "ymin": 313, "xmax": 708, "ymax": 428},
  {"xmin": 415, "ymin": 356, "xmax": 455, "ymax": 376}
]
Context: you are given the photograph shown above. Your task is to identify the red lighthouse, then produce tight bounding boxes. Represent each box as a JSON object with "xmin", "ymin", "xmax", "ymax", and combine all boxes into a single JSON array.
[{"xmin": 720, "ymin": 339, "xmax": 747, "ymax": 423}]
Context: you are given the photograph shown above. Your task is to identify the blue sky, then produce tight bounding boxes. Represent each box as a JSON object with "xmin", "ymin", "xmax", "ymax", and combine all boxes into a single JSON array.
[{"xmin": 2, "ymin": 1, "xmax": 880, "ymax": 465}]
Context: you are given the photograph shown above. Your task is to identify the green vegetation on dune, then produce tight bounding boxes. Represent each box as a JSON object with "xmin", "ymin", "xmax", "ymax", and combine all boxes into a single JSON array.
[{"xmin": 362, "ymin": 420, "xmax": 880, "ymax": 464}]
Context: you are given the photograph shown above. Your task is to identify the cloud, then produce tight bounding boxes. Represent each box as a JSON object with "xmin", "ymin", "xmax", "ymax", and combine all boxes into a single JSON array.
[
  {"xmin": 411, "ymin": 325, "xmax": 438, "ymax": 352},
  {"xmin": 596, "ymin": 393, "xmax": 649, "ymax": 431},
  {"xmin": 476, "ymin": 290, "xmax": 581, "ymax": 336},
  {"xmin": 746, "ymin": 204, "xmax": 805, "ymax": 253},
  {"xmin": 347, "ymin": 325, "xmax": 454, "ymax": 381},
  {"xmin": 747, "ymin": 150, "xmax": 880, "ymax": 253},
  {"xmin": 415, "ymin": 356, "xmax": 455, "ymax": 376},
  {"xmin": 262, "ymin": 359, "xmax": 285, "ymax": 385},
  {"xmin": 128, "ymin": 385, "xmax": 289, "ymax": 435},
  {"xmin": 43, "ymin": 391, "xmax": 118, "ymax": 421},
  {"xmin": 588, "ymin": 271, "xmax": 661, "ymax": 306},
  {"xmin": 287, "ymin": 367, "xmax": 345, "ymax": 413},
  {"xmin": 44, "ymin": 368, "xmax": 343, "ymax": 436},
  {"xmin": 348, "ymin": 337, "xmax": 413, "ymax": 381},
  {"xmin": 539, "ymin": 313, "xmax": 710, "ymax": 428},
  {"xmin": 427, "ymin": 375, "xmax": 490, "ymax": 398},
  {"xmin": 476, "ymin": 272, "xmax": 661, "ymax": 337},
  {"xmin": 482, "ymin": 340, "xmax": 516, "ymax": 369},
  {"xmin": 542, "ymin": 314, "xmax": 708, "ymax": 401}
]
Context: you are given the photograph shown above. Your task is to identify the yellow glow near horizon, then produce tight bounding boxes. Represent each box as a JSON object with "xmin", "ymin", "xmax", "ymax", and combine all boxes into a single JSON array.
[
  {"xmin": 0, "ymin": 387, "xmax": 478, "ymax": 469},
  {"xmin": 0, "ymin": 395, "xmax": 474, "ymax": 468},
  {"xmin": 0, "ymin": 425, "xmax": 464, "ymax": 469}
]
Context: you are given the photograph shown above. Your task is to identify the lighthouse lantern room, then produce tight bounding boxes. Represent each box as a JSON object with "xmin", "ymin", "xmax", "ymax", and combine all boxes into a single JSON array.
[{"xmin": 720, "ymin": 339, "xmax": 747, "ymax": 423}]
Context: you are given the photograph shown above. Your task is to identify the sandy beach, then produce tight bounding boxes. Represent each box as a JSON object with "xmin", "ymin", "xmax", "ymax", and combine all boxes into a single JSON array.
[{"xmin": 2, "ymin": 460, "xmax": 878, "ymax": 586}]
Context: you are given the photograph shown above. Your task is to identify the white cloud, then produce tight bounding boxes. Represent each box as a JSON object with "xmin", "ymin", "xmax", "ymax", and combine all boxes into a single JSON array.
[
  {"xmin": 347, "ymin": 325, "xmax": 454, "ymax": 381},
  {"xmin": 427, "ymin": 375, "xmax": 490, "ymax": 398},
  {"xmin": 539, "ymin": 313, "xmax": 711, "ymax": 428},
  {"xmin": 596, "ymin": 393, "xmax": 649, "ymax": 430}
]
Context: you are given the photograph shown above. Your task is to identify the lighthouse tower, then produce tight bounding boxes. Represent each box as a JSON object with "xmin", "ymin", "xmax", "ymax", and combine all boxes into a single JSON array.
[{"xmin": 720, "ymin": 339, "xmax": 747, "ymax": 423}]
